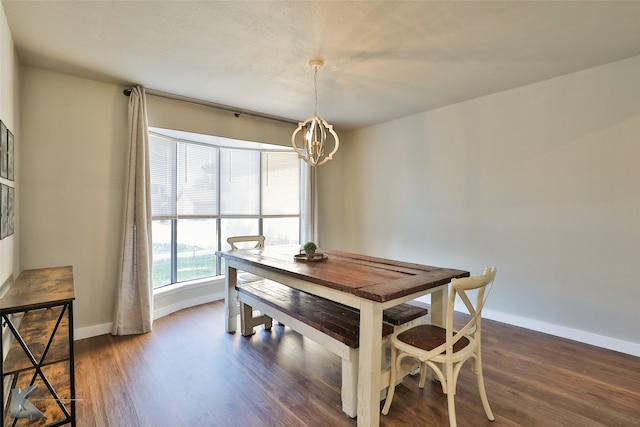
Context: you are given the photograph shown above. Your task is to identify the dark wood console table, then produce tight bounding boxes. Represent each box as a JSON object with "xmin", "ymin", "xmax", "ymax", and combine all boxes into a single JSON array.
[{"xmin": 1, "ymin": 266, "xmax": 76, "ymax": 426}]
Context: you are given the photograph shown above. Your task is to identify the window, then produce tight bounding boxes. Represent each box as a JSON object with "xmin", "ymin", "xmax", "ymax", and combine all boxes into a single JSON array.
[{"xmin": 149, "ymin": 128, "xmax": 300, "ymax": 289}]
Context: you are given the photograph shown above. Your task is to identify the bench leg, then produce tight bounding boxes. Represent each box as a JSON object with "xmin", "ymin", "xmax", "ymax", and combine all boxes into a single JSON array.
[
  {"xmin": 240, "ymin": 302, "xmax": 273, "ymax": 337},
  {"xmin": 240, "ymin": 302, "xmax": 255, "ymax": 336}
]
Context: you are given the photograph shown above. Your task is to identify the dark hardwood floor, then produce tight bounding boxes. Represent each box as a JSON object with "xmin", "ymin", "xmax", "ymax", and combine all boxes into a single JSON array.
[{"xmin": 74, "ymin": 301, "xmax": 640, "ymax": 427}]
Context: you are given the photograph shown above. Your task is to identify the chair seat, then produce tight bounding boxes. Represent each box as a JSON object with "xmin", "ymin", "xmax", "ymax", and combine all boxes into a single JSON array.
[{"xmin": 396, "ymin": 324, "xmax": 470, "ymax": 353}]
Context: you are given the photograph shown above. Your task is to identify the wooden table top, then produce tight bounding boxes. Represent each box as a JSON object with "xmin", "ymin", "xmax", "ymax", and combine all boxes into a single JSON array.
[
  {"xmin": 218, "ymin": 246, "xmax": 468, "ymax": 303},
  {"xmin": 1, "ymin": 265, "xmax": 75, "ymax": 312}
]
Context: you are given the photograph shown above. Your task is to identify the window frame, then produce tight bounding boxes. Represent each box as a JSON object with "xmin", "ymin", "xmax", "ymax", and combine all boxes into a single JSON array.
[{"xmin": 149, "ymin": 128, "xmax": 301, "ymax": 289}]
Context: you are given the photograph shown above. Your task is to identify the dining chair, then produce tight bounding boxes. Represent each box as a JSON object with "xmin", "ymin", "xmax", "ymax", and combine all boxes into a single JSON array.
[
  {"xmin": 226, "ymin": 235, "xmax": 267, "ymax": 286},
  {"xmin": 226, "ymin": 235, "xmax": 273, "ymax": 332},
  {"xmin": 227, "ymin": 235, "xmax": 265, "ymax": 283},
  {"xmin": 382, "ymin": 267, "xmax": 497, "ymax": 427},
  {"xmin": 227, "ymin": 235, "xmax": 265, "ymax": 250}
]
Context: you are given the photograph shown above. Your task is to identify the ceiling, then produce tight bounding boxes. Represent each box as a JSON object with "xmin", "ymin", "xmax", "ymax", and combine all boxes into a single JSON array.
[{"xmin": 3, "ymin": 1, "xmax": 640, "ymax": 131}]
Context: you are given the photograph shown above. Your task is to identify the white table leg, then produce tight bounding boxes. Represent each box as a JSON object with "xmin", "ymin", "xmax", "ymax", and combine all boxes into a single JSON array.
[
  {"xmin": 357, "ymin": 300, "xmax": 383, "ymax": 426},
  {"xmin": 430, "ymin": 284, "xmax": 448, "ymax": 327},
  {"xmin": 341, "ymin": 351, "xmax": 358, "ymax": 418},
  {"xmin": 225, "ymin": 264, "xmax": 238, "ymax": 333},
  {"xmin": 428, "ymin": 284, "xmax": 448, "ymax": 382}
]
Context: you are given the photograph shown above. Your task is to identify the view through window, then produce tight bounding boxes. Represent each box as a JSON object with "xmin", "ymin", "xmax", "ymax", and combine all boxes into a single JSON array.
[{"xmin": 149, "ymin": 128, "xmax": 301, "ymax": 288}]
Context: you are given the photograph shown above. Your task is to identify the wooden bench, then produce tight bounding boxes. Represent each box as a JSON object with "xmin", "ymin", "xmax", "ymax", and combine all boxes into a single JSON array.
[{"xmin": 236, "ymin": 279, "xmax": 428, "ymax": 418}]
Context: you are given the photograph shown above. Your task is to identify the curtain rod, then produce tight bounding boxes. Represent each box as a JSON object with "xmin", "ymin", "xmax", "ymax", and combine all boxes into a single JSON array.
[{"xmin": 123, "ymin": 87, "xmax": 298, "ymax": 126}]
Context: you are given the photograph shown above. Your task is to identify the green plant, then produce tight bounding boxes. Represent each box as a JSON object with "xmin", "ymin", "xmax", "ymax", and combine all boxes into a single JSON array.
[{"xmin": 303, "ymin": 241, "xmax": 317, "ymax": 254}]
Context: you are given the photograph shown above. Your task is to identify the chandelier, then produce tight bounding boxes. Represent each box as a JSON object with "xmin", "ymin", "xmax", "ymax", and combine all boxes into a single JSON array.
[{"xmin": 291, "ymin": 59, "xmax": 339, "ymax": 167}]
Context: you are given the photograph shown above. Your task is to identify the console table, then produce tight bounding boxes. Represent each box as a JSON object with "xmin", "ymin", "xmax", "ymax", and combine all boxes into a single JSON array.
[{"xmin": 1, "ymin": 266, "xmax": 76, "ymax": 426}]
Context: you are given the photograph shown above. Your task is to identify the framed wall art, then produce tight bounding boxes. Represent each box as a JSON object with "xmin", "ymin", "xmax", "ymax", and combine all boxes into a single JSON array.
[
  {"xmin": 0, "ymin": 119, "xmax": 15, "ymax": 239},
  {"xmin": 0, "ymin": 183, "xmax": 7, "ymax": 239},
  {"xmin": 0, "ymin": 121, "xmax": 6, "ymax": 179},
  {"xmin": 7, "ymin": 186, "xmax": 13, "ymax": 236},
  {"xmin": 7, "ymin": 128, "xmax": 13, "ymax": 181}
]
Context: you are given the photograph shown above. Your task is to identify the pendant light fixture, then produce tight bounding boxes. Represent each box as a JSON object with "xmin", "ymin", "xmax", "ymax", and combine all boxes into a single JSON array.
[{"xmin": 291, "ymin": 59, "xmax": 339, "ymax": 167}]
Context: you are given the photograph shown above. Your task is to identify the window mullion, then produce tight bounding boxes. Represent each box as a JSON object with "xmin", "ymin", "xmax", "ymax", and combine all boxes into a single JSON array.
[
  {"xmin": 259, "ymin": 152, "xmax": 264, "ymax": 237},
  {"xmin": 216, "ymin": 146, "xmax": 222, "ymax": 276},
  {"xmin": 171, "ymin": 218, "xmax": 177, "ymax": 284}
]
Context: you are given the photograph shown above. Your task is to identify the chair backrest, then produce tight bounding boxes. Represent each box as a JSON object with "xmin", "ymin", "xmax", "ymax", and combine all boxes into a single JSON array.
[
  {"xmin": 445, "ymin": 267, "xmax": 497, "ymax": 353},
  {"xmin": 227, "ymin": 235, "xmax": 265, "ymax": 250}
]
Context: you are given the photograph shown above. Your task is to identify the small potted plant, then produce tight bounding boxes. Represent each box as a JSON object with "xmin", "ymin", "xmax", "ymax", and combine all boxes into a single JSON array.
[
  {"xmin": 303, "ymin": 241, "xmax": 317, "ymax": 255},
  {"xmin": 294, "ymin": 241, "xmax": 325, "ymax": 261}
]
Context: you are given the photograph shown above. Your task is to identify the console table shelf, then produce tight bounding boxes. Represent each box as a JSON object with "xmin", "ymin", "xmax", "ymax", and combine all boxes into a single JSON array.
[{"xmin": 1, "ymin": 266, "xmax": 76, "ymax": 427}]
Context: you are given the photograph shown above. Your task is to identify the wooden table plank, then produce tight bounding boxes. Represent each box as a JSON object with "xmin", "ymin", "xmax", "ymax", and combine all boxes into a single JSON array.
[{"xmin": 356, "ymin": 268, "xmax": 470, "ymax": 302}]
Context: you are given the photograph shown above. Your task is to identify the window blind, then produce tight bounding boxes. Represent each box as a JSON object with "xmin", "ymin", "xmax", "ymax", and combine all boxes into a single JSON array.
[
  {"xmin": 149, "ymin": 133, "xmax": 177, "ymax": 218},
  {"xmin": 177, "ymin": 142, "xmax": 218, "ymax": 216}
]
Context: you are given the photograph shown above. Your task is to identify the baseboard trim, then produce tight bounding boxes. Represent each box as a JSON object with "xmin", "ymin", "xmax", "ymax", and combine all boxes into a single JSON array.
[
  {"xmin": 416, "ymin": 295, "xmax": 639, "ymax": 357},
  {"xmin": 75, "ymin": 322, "xmax": 112, "ymax": 340},
  {"xmin": 482, "ymin": 308, "xmax": 640, "ymax": 357}
]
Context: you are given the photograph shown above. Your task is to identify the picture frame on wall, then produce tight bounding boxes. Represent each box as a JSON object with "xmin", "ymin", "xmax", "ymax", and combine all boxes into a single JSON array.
[
  {"xmin": 7, "ymin": 186, "xmax": 13, "ymax": 236},
  {"xmin": 0, "ymin": 184, "xmax": 6, "ymax": 239},
  {"xmin": 7, "ymin": 129, "xmax": 13, "ymax": 181},
  {"xmin": 0, "ymin": 121, "xmax": 6, "ymax": 179}
]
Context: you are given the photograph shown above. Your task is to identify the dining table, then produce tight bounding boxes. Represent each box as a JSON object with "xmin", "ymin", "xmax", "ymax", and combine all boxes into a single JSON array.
[{"xmin": 218, "ymin": 245, "xmax": 469, "ymax": 426}]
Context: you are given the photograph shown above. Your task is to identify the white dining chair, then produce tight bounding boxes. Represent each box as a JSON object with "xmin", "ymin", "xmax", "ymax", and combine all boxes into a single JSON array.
[
  {"xmin": 226, "ymin": 235, "xmax": 266, "ymax": 284},
  {"xmin": 227, "ymin": 235, "xmax": 265, "ymax": 251},
  {"xmin": 382, "ymin": 267, "xmax": 497, "ymax": 427}
]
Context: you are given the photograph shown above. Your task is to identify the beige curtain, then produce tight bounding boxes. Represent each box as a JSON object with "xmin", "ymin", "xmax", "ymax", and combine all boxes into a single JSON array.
[
  {"xmin": 300, "ymin": 162, "xmax": 318, "ymax": 245},
  {"xmin": 112, "ymin": 86, "xmax": 154, "ymax": 335}
]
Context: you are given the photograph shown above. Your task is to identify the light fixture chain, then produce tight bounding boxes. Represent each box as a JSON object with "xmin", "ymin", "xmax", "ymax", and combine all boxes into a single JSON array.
[{"xmin": 313, "ymin": 65, "xmax": 319, "ymax": 117}]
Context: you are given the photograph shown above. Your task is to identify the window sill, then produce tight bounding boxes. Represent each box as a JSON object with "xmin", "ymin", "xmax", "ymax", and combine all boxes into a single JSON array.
[
  {"xmin": 153, "ymin": 275, "xmax": 225, "ymax": 296},
  {"xmin": 153, "ymin": 275, "xmax": 226, "ymax": 320}
]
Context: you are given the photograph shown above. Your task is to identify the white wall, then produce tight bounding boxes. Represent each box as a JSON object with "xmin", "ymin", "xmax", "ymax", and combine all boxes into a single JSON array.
[
  {"xmin": 0, "ymin": 4, "xmax": 19, "ymax": 295},
  {"xmin": 20, "ymin": 68, "xmax": 128, "ymax": 333},
  {"xmin": 320, "ymin": 55, "xmax": 640, "ymax": 355}
]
